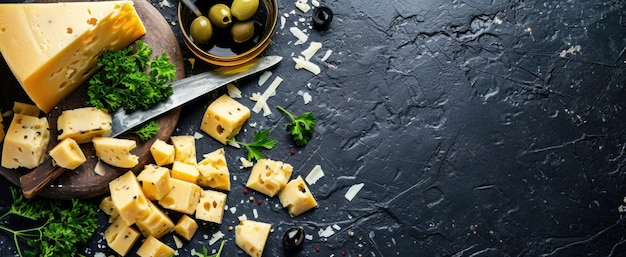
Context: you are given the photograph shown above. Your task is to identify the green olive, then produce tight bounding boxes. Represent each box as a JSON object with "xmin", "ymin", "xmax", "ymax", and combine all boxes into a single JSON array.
[
  {"xmin": 208, "ymin": 3, "xmax": 232, "ymax": 28},
  {"xmin": 231, "ymin": 0, "xmax": 259, "ymax": 21},
  {"xmin": 190, "ymin": 16, "xmax": 213, "ymax": 44},
  {"xmin": 230, "ymin": 21, "xmax": 255, "ymax": 43}
]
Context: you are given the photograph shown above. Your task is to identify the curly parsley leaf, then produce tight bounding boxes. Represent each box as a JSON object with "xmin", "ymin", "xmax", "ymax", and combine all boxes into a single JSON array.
[
  {"xmin": 276, "ymin": 106, "xmax": 316, "ymax": 146},
  {"xmin": 133, "ymin": 120, "xmax": 159, "ymax": 141},
  {"xmin": 86, "ymin": 40, "xmax": 175, "ymax": 113},
  {"xmin": 195, "ymin": 240, "xmax": 225, "ymax": 257},
  {"xmin": 227, "ymin": 129, "xmax": 278, "ymax": 161}
]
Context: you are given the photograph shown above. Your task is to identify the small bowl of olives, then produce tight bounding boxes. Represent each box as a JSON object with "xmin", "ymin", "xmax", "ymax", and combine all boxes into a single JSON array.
[{"xmin": 178, "ymin": 0, "xmax": 278, "ymax": 66}]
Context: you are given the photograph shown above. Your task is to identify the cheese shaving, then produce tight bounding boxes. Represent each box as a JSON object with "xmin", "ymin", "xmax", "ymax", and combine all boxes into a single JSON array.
[
  {"xmin": 258, "ymin": 71, "xmax": 272, "ymax": 86},
  {"xmin": 345, "ymin": 183, "xmax": 364, "ymax": 201},
  {"xmin": 238, "ymin": 214, "xmax": 248, "ymax": 220},
  {"xmin": 301, "ymin": 41, "xmax": 322, "ymax": 61},
  {"xmin": 298, "ymin": 91, "xmax": 312, "ymax": 104},
  {"xmin": 321, "ymin": 49, "xmax": 332, "ymax": 62},
  {"xmin": 209, "ymin": 231, "xmax": 225, "ymax": 245},
  {"xmin": 173, "ymin": 235, "xmax": 183, "ymax": 249},
  {"xmin": 311, "ymin": 0, "xmax": 320, "ymax": 7},
  {"xmin": 227, "ymin": 83, "xmax": 242, "ymax": 98},
  {"xmin": 295, "ymin": 1, "xmax": 311, "ymax": 12},
  {"xmin": 318, "ymin": 226, "xmax": 335, "ymax": 238},
  {"xmin": 94, "ymin": 160, "xmax": 105, "ymax": 176},
  {"xmin": 305, "ymin": 165, "xmax": 324, "ymax": 184},
  {"xmin": 240, "ymin": 157, "xmax": 254, "ymax": 168},
  {"xmin": 293, "ymin": 57, "xmax": 321, "ymax": 74},
  {"xmin": 289, "ymin": 27, "xmax": 308, "ymax": 44},
  {"xmin": 252, "ymin": 76, "xmax": 283, "ymax": 113}
]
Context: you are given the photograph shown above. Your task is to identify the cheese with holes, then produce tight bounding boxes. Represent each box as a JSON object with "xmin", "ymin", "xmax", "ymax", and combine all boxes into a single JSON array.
[
  {"xmin": 278, "ymin": 175, "xmax": 318, "ymax": 217},
  {"xmin": 150, "ymin": 139, "xmax": 175, "ymax": 166},
  {"xmin": 245, "ymin": 159, "xmax": 292, "ymax": 197},
  {"xmin": 170, "ymin": 135, "xmax": 196, "ymax": 164},
  {"xmin": 49, "ymin": 138, "xmax": 86, "ymax": 169},
  {"xmin": 99, "ymin": 196, "xmax": 120, "ymax": 223},
  {"xmin": 109, "ymin": 171, "xmax": 151, "ymax": 225},
  {"xmin": 174, "ymin": 214, "xmax": 198, "ymax": 241},
  {"xmin": 57, "ymin": 107, "xmax": 112, "ymax": 144},
  {"xmin": 93, "ymin": 137, "xmax": 138, "ymax": 168},
  {"xmin": 0, "ymin": 1, "xmax": 146, "ymax": 113},
  {"xmin": 135, "ymin": 201, "xmax": 175, "ymax": 239},
  {"xmin": 171, "ymin": 160, "xmax": 199, "ymax": 183},
  {"xmin": 136, "ymin": 164, "xmax": 171, "ymax": 201},
  {"xmin": 136, "ymin": 236, "xmax": 175, "ymax": 257},
  {"xmin": 105, "ymin": 216, "xmax": 141, "ymax": 257},
  {"xmin": 196, "ymin": 148, "xmax": 230, "ymax": 191},
  {"xmin": 201, "ymin": 94, "xmax": 250, "ymax": 144},
  {"xmin": 12, "ymin": 102, "xmax": 40, "ymax": 116},
  {"xmin": 1, "ymin": 113, "xmax": 50, "ymax": 169},
  {"xmin": 195, "ymin": 189, "xmax": 227, "ymax": 224},
  {"xmin": 235, "ymin": 220, "xmax": 271, "ymax": 257},
  {"xmin": 159, "ymin": 178, "xmax": 202, "ymax": 215}
]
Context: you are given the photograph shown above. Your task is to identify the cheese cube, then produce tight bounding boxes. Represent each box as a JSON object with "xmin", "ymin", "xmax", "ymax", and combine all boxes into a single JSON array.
[
  {"xmin": 278, "ymin": 175, "xmax": 318, "ymax": 217},
  {"xmin": 0, "ymin": 1, "xmax": 146, "ymax": 113},
  {"xmin": 105, "ymin": 216, "xmax": 141, "ymax": 257},
  {"xmin": 245, "ymin": 159, "xmax": 292, "ymax": 197},
  {"xmin": 136, "ymin": 236, "xmax": 175, "ymax": 257},
  {"xmin": 99, "ymin": 196, "xmax": 120, "ymax": 223},
  {"xmin": 109, "ymin": 171, "xmax": 151, "ymax": 225},
  {"xmin": 170, "ymin": 135, "xmax": 196, "ymax": 164},
  {"xmin": 174, "ymin": 215, "xmax": 198, "ymax": 241},
  {"xmin": 12, "ymin": 102, "xmax": 40, "ymax": 116},
  {"xmin": 150, "ymin": 139, "xmax": 175, "ymax": 166},
  {"xmin": 136, "ymin": 164, "xmax": 171, "ymax": 201},
  {"xmin": 195, "ymin": 189, "xmax": 227, "ymax": 224},
  {"xmin": 57, "ymin": 107, "xmax": 112, "ymax": 144},
  {"xmin": 171, "ymin": 161, "xmax": 200, "ymax": 183},
  {"xmin": 201, "ymin": 94, "xmax": 250, "ymax": 144},
  {"xmin": 1, "ymin": 114, "xmax": 50, "ymax": 169},
  {"xmin": 135, "ymin": 201, "xmax": 175, "ymax": 239},
  {"xmin": 196, "ymin": 148, "xmax": 230, "ymax": 191},
  {"xmin": 235, "ymin": 220, "xmax": 271, "ymax": 257},
  {"xmin": 93, "ymin": 137, "xmax": 138, "ymax": 168},
  {"xmin": 48, "ymin": 138, "xmax": 86, "ymax": 169},
  {"xmin": 159, "ymin": 178, "xmax": 202, "ymax": 215}
]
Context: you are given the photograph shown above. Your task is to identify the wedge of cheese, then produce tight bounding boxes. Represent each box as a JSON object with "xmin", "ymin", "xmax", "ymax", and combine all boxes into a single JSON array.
[
  {"xmin": 12, "ymin": 102, "xmax": 40, "ymax": 116},
  {"xmin": 278, "ymin": 175, "xmax": 318, "ymax": 217},
  {"xmin": 109, "ymin": 171, "xmax": 150, "ymax": 226},
  {"xmin": 201, "ymin": 94, "xmax": 250, "ymax": 144},
  {"xmin": 57, "ymin": 107, "xmax": 112, "ymax": 144},
  {"xmin": 136, "ymin": 236, "xmax": 175, "ymax": 257},
  {"xmin": 49, "ymin": 138, "xmax": 86, "ymax": 169},
  {"xmin": 0, "ymin": 1, "xmax": 146, "ymax": 113},
  {"xmin": 92, "ymin": 137, "xmax": 138, "ymax": 168},
  {"xmin": 245, "ymin": 159, "xmax": 292, "ymax": 197},
  {"xmin": 196, "ymin": 148, "xmax": 230, "ymax": 191},
  {"xmin": 235, "ymin": 220, "xmax": 272, "ymax": 257},
  {"xmin": 1, "ymin": 113, "xmax": 50, "ymax": 169},
  {"xmin": 105, "ymin": 216, "xmax": 141, "ymax": 257}
]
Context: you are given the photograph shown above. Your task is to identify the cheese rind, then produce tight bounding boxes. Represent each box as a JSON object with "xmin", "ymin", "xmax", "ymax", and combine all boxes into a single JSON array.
[
  {"xmin": 109, "ymin": 171, "xmax": 150, "ymax": 226},
  {"xmin": 93, "ymin": 137, "xmax": 138, "ymax": 168},
  {"xmin": 201, "ymin": 94, "xmax": 250, "ymax": 144},
  {"xmin": 235, "ymin": 220, "xmax": 272, "ymax": 257},
  {"xmin": 57, "ymin": 107, "xmax": 112, "ymax": 144},
  {"xmin": 0, "ymin": 1, "xmax": 146, "ymax": 113},
  {"xmin": 245, "ymin": 159, "xmax": 292, "ymax": 197},
  {"xmin": 278, "ymin": 175, "xmax": 318, "ymax": 217},
  {"xmin": 136, "ymin": 236, "xmax": 175, "ymax": 257},
  {"xmin": 195, "ymin": 189, "xmax": 227, "ymax": 224},
  {"xmin": 1, "ymin": 113, "xmax": 50, "ymax": 169},
  {"xmin": 49, "ymin": 138, "xmax": 86, "ymax": 169},
  {"xmin": 196, "ymin": 148, "xmax": 230, "ymax": 191},
  {"xmin": 105, "ymin": 216, "xmax": 141, "ymax": 257}
]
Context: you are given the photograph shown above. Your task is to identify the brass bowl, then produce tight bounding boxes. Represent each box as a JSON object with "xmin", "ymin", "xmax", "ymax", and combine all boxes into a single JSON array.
[{"xmin": 178, "ymin": 0, "xmax": 278, "ymax": 66}]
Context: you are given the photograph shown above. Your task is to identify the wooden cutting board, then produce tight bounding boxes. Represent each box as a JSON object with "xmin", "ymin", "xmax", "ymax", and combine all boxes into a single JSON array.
[{"xmin": 0, "ymin": 0, "xmax": 184, "ymax": 199}]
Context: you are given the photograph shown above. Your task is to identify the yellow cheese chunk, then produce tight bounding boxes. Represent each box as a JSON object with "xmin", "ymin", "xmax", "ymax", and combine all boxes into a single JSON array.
[
  {"xmin": 0, "ymin": 1, "xmax": 146, "ymax": 113},
  {"xmin": 135, "ymin": 201, "xmax": 175, "ymax": 239},
  {"xmin": 245, "ymin": 159, "xmax": 292, "ymax": 197},
  {"xmin": 12, "ymin": 102, "xmax": 40, "ymax": 116},
  {"xmin": 278, "ymin": 175, "xmax": 318, "ymax": 217},
  {"xmin": 201, "ymin": 94, "xmax": 250, "ymax": 144},
  {"xmin": 235, "ymin": 220, "xmax": 271, "ymax": 257},
  {"xmin": 195, "ymin": 189, "xmax": 227, "ymax": 224},
  {"xmin": 136, "ymin": 236, "xmax": 175, "ymax": 257},
  {"xmin": 136, "ymin": 164, "xmax": 171, "ymax": 201},
  {"xmin": 174, "ymin": 214, "xmax": 198, "ymax": 241},
  {"xmin": 1, "ymin": 113, "xmax": 50, "ymax": 169},
  {"xmin": 150, "ymin": 139, "xmax": 175, "ymax": 166},
  {"xmin": 93, "ymin": 137, "xmax": 138, "ymax": 168},
  {"xmin": 109, "ymin": 171, "xmax": 151, "ymax": 225},
  {"xmin": 57, "ymin": 107, "xmax": 112, "ymax": 143},
  {"xmin": 99, "ymin": 196, "xmax": 120, "ymax": 223},
  {"xmin": 170, "ymin": 135, "xmax": 196, "ymax": 164},
  {"xmin": 171, "ymin": 160, "xmax": 200, "ymax": 183},
  {"xmin": 49, "ymin": 138, "xmax": 86, "ymax": 169},
  {"xmin": 159, "ymin": 178, "xmax": 202, "ymax": 215},
  {"xmin": 105, "ymin": 216, "xmax": 141, "ymax": 257},
  {"xmin": 196, "ymin": 148, "xmax": 230, "ymax": 191}
]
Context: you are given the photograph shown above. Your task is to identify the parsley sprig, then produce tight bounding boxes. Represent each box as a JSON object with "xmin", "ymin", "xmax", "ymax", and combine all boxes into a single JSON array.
[
  {"xmin": 86, "ymin": 40, "xmax": 176, "ymax": 113},
  {"xmin": 0, "ymin": 187, "xmax": 99, "ymax": 257},
  {"xmin": 133, "ymin": 120, "xmax": 159, "ymax": 141},
  {"xmin": 195, "ymin": 240, "xmax": 225, "ymax": 257},
  {"xmin": 227, "ymin": 129, "xmax": 278, "ymax": 161},
  {"xmin": 276, "ymin": 106, "xmax": 316, "ymax": 146}
]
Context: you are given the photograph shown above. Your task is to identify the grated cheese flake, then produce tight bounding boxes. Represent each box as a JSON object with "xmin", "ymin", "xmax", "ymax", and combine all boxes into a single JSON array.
[
  {"xmin": 209, "ymin": 231, "xmax": 225, "ymax": 245},
  {"xmin": 240, "ymin": 157, "xmax": 254, "ymax": 168},
  {"xmin": 305, "ymin": 165, "xmax": 324, "ymax": 184},
  {"xmin": 318, "ymin": 226, "xmax": 335, "ymax": 238},
  {"xmin": 94, "ymin": 160, "xmax": 105, "ymax": 176},
  {"xmin": 321, "ymin": 49, "xmax": 333, "ymax": 62},
  {"xmin": 345, "ymin": 183, "xmax": 364, "ymax": 201},
  {"xmin": 289, "ymin": 27, "xmax": 308, "ymax": 44},
  {"xmin": 301, "ymin": 41, "xmax": 322, "ymax": 61},
  {"xmin": 252, "ymin": 76, "xmax": 283, "ymax": 113},
  {"xmin": 295, "ymin": 1, "xmax": 311, "ymax": 12},
  {"xmin": 227, "ymin": 83, "xmax": 242, "ymax": 98},
  {"xmin": 293, "ymin": 57, "xmax": 321, "ymax": 75},
  {"xmin": 173, "ymin": 235, "xmax": 183, "ymax": 249},
  {"xmin": 258, "ymin": 71, "xmax": 272, "ymax": 86}
]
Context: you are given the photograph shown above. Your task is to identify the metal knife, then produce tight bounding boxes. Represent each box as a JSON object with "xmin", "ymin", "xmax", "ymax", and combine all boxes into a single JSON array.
[{"xmin": 111, "ymin": 55, "xmax": 282, "ymax": 137}]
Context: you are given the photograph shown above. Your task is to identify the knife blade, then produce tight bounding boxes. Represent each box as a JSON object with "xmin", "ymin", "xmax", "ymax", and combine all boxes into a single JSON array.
[{"xmin": 111, "ymin": 55, "xmax": 282, "ymax": 137}]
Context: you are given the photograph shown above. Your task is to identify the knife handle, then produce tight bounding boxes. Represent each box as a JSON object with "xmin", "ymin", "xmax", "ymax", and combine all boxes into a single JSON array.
[{"xmin": 20, "ymin": 158, "xmax": 66, "ymax": 199}]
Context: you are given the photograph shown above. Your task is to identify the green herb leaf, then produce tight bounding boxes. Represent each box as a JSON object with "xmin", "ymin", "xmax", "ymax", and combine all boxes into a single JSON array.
[
  {"xmin": 276, "ymin": 105, "xmax": 316, "ymax": 146},
  {"xmin": 195, "ymin": 240, "xmax": 226, "ymax": 257},
  {"xmin": 133, "ymin": 120, "xmax": 159, "ymax": 141},
  {"xmin": 227, "ymin": 129, "xmax": 278, "ymax": 161}
]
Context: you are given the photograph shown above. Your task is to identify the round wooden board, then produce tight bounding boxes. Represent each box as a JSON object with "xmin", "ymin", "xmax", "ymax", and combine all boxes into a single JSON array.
[{"xmin": 0, "ymin": 0, "xmax": 184, "ymax": 199}]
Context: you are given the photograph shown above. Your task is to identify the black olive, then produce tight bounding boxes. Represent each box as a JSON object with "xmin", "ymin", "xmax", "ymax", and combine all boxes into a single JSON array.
[
  {"xmin": 312, "ymin": 6, "xmax": 333, "ymax": 31},
  {"xmin": 282, "ymin": 226, "xmax": 305, "ymax": 253}
]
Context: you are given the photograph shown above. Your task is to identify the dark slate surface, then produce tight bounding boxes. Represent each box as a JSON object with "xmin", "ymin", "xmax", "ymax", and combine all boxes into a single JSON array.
[{"xmin": 1, "ymin": 0, "xmax": 626, "ymax": 256}]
